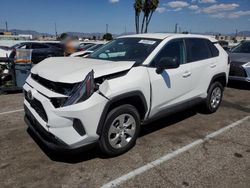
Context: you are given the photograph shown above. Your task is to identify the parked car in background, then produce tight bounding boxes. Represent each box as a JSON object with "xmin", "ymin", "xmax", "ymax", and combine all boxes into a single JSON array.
[
  {"xmin": 70, "ymin": 43, "xmax": 106, "ymax": 57},
  {"xmin": 64, "ymin": 41, "xmax": 96, "ymax": 56},
  {"xmin": 45, "ymin": 42, "xmax": 64, "ymax": 51},
  {"xmin": 0, "ymin": 48, "xmax": 8, "ymax": 58},
  {"xmin": 9, "ymin": 42, "xmax": 64, "ymax": 64},
  {"xmin": 219, "ymin": 40, "xmax": 229, "ymax": 51},
  {"xmin": 0, "ymin": 46, "xmax": 10, "ymax": 51},
  {"xmin": 23, "ymin": 33, "xmax": 229, "ymax": 156},
  {"xmin": 77, "ymin": 43, "xmax": 95, "ymax": 52},
  {"xmin": 229, "ymin": 40, "xmax": 250, "ymax": 82}
]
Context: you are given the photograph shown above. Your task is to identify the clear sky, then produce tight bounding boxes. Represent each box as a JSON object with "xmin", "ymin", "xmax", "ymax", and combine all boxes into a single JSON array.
[{"xmin": 0, "ymin": 0, "xmax": 250, "ymax": 34}]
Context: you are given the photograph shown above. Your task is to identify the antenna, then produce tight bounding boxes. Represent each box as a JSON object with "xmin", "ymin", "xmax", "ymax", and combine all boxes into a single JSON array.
[{"xmin": 5, "ymin": 21, "xmax": 8, "ymax": 32}]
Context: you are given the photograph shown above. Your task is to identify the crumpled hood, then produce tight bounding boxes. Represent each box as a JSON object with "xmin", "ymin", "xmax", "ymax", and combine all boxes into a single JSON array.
[
  {"xmin": 31, "ymin": 57, "xmax": 135, "ymax": 83},
  {"xmin": 229, "ymin": 53, "xmax": 250, "ymax": 65}
]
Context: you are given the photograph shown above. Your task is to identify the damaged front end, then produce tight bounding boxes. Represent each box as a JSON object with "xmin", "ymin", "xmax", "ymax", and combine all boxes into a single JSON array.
[
  {"xmin": 31, "ymin": 65, "xmax": 131, "ymax": 108},
  {"xmin": 63, "ymin": 70, "xmax": 95, "ymax": 107},
  {"xmin": 49, "ymin": 70, "xmax": 96, "ymax": 108}
]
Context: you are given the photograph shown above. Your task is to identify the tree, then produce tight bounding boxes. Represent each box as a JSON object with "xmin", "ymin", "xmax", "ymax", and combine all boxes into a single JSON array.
[
  {"xmin": 144, "ymin": 0, "xmax": 159, "ymax": 33},
  {"xmin": 134, "ymin": 0, "xmax": 159, "ymax": 34},
  {"xmin": 103, "ymin": 33, "xmax": 113, "ymax": 41},
  {"xmin": 134, "ymin": 0, "xmax": 143, "ymax": 34},
  {"xmin": 58, "ymin": 33, "xmax": 68, "ymax": 41}
]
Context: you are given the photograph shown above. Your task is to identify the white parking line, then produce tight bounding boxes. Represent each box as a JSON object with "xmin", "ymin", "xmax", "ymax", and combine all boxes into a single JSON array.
[
  {"xmin": 101, "ymin": 116, "xmax": 250, "ymax": 188},
  {"xmin": 0, "ymin": 109, "xmax": 24, "ymax": 116}
]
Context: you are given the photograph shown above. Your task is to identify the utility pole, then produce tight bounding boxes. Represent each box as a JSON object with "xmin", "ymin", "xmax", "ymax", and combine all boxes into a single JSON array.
[
  {"xmin": 174, "ymin": 23, "xmax": 178, "ymax": 33},
  {"xmin": 106, "ymin": 24, "xmax": 109, "ymax": 34},
  {"xmin": 54, "ymin": 22, "xmax": 58, "ymax": 38},
  {"xmin": 5, "ymin": 21, "xmax": 8, "ymax": 32},
  {"xmin": 125, "ymin": 25, "xmax": 127, "ymax": 34}
]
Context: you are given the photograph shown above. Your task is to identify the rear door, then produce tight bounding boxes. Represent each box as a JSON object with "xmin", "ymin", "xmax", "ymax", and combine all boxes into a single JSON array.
[
  {"xmin": 184, "ymin": 38, "xmax": 219, "ymax": 98},
  {"xmin": 147, "ymin": 39, "xmax": 193, "ymax": 118}
]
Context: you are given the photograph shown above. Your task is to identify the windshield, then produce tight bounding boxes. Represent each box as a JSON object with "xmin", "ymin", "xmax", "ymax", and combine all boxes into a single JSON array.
[
  {"xmin": 231, "ymin": 41, "xmax": 250, "ymax": 53},
  {"xmin": 89, "ymin": 38, "xmax": 161, "ymax": 64}
]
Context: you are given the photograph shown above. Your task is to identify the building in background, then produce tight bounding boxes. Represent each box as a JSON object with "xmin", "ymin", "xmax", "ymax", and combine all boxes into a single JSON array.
[{"xmin": 0, "ymin": 32, "xmax": 32, "ymax": 41}]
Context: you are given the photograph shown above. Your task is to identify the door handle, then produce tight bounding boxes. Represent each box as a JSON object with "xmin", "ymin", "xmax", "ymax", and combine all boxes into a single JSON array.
[
  {"xmin": 210, "ymin": 63, "xmax": 216, "ymax": 68},
  {"xmin": 182, "ymin": 71, "xmax": 192, "ymax": 78}
]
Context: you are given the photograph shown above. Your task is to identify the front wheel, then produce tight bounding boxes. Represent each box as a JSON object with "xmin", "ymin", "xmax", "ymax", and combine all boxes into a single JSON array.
[
  {"xmin": 202, "ymin": 82, "xmax": 224, "ymax": 114},
  {"xmin": 99, "ymin": 104, "xmax": 140, "ymax": 156}
]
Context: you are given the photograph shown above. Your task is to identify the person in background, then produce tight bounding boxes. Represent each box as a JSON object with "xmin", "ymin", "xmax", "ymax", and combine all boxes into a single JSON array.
[{"xmin": 63, "ymin": 37, "xmax": 76, "ymax": 56}]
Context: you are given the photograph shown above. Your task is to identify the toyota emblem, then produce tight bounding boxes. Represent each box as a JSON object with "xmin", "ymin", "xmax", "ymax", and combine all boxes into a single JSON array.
[{"xmin": 27, "ymin": 90, "xmax": 34, "ymax": 101}]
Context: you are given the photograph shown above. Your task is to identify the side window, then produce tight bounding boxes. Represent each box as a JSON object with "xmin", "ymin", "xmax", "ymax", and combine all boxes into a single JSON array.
[
  {"xmin": 207, "ymin": 41, "xmax": 219, "ymax": 57},
  {"xmin": 185, "ymin": 38, "xmax": 212, "ymax": 63},
  {"xmin": 19, "ymin": 44, "xmax": 31, "ymax": 49},
  {"xmin": 152, "ymin": 39, "xmax": 185, "ymax": 66},
  {"xmin": 31, "ymin": 43, "xmax": 48, "ymax": 49}
]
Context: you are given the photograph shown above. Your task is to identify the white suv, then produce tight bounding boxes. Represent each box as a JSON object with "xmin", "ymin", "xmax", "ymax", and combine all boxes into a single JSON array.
[{"xmin": 23, "ymin": 33, "xmax": 229, "ymax": 156}]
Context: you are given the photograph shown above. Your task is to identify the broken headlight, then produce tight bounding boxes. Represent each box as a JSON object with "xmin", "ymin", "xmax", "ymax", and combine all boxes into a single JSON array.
[{"xmin": 63, "ymin": 70, "xmax": 95, "ymax": 107}]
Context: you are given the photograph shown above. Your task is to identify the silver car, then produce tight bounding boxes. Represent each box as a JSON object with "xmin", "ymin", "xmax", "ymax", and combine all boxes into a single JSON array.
[{"xmin": 229, "ymin": 41, "xmax": 250, "ymax": 82}]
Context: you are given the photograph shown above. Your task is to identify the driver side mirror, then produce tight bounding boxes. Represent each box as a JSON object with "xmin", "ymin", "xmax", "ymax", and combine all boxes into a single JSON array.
[{"xmin": 155, "ymin": 57, "xmax": 180, "ymax": 74}]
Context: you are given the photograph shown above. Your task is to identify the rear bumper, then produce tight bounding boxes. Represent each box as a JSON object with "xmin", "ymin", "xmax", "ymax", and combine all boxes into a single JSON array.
[{"xmin": 24, "ymin": 105, "xmax": 97, "ymax": 151}]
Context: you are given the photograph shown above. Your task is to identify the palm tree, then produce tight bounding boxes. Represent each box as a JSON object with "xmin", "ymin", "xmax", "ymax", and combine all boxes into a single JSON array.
[
  {"xmin": 141, "ymin": 0, "xmax": 150, "ymax": 33},
  {"xmin": 144, "ymin": 0, "xmax": 159, "ymax": 33},
  {"xmin": 134, "ymin": 0, "xmax": 143, "ymax": 34},
  {"xmin": 134, "ymin": 0, "xmax": 159, "ymax": 34}
]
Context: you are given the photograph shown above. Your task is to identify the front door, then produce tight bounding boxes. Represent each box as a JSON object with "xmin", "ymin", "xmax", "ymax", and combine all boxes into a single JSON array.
[{"xmin": 147, "ymin": 39, "xmax": 193, "ymax": 118}]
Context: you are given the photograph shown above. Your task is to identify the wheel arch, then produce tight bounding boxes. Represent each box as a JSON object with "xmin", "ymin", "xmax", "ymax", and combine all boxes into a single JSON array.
[
  {"xmin": 208, "ymin": 72, "xmax": 227, "ymax": 92},
  {"xmin": 96, "ymin": 91, "xmax": 148, "ymax": 136}
]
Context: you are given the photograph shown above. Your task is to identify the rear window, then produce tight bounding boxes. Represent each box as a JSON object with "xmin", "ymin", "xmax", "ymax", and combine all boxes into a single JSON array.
[
  {"xmin": 207, "ymin": 41, "xmax": 219, "ymax": 57},
  {"xmin": 185, "ymin": 38, "xmax": 212, "ymax": 63}
]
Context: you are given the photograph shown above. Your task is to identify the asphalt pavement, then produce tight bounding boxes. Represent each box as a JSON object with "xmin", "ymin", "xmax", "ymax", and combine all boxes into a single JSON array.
[{"xmin": 0, "ymin": 83, "xmax": 249, "ymax": 188}]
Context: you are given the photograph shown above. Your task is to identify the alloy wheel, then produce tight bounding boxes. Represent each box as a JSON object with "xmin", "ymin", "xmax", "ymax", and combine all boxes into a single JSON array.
[
  {"xmin": 210, "ymin": 87, "xmax": 222, "ymax": 109},
  {"xmin": 108, "ymin": 114, "xmax": 136, "ymax": 149}
]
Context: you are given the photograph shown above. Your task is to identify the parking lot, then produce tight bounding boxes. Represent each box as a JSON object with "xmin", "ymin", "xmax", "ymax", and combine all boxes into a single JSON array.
[{"xmin": 0, "ymin": 83, "xmax": 249, "ymax": 188}]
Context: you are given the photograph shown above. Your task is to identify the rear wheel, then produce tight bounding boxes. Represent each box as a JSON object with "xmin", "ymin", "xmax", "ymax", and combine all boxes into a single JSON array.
[
  {"xmin": 202, "ymin": 82, "xmax": 223, "ymax": 113},
  {"xmin": 99, "ymin": 104, "xmax": 140, "ymax": 156}
]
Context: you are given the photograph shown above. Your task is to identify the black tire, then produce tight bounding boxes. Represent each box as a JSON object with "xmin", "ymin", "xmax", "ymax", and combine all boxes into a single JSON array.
[
  {"xmin": 202, "ymin": 82, "xmax": 224, "ymax": 114},
  {"xmin": 99, "ymin": 104, "xmax": 140, "ymax": 156}
]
